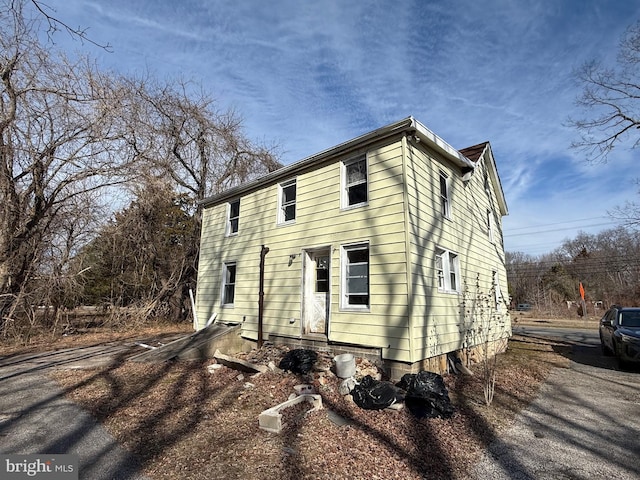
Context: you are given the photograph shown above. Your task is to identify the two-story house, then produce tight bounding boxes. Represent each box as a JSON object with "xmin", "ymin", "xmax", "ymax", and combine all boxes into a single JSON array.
[{"xmin": 195, "ymin": 116, "xmax": 510, "ymax": 378}]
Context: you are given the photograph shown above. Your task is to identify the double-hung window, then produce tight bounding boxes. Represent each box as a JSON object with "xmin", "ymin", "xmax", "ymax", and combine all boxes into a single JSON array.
[
  {"xmin": 278, "ymin": 179, "xmax": 296, "ymax": 224},
  {"xmin": 342, "ymin": 155, "xmax": 368, "ymax": 208},
  {"xmin": 342, "ymin": 243, "xmax": 369, "ymax": 308},
  {"xmin": 487, "ymin": 209, "xmax": 495, "ymax": 243},
  {"xmin": 493, "ymin": 270, "xmax": 502, "ymax": 312},
  {"xmin": 222, "ymin": 262, "xmax": 237, "ymax": 306},
  {"xmin": 435, "ymin": 247, "xmax": 459, "ymax": 293},
  {"xmin": 227, "ymin": 199, "xmax": 240, "ymax": 235},
  {"xmin": 439, "ymin": 171, "xmax": 451, "ymax": 218}
]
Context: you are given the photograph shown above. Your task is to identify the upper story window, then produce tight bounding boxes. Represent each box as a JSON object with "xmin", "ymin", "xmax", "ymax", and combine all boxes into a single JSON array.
[
  {"xmin": 484, "ymin": 168, "xmax": 491, "ymax": 194},
  {"xmin": 435, "ymin": 247, "xmax": 459, "ymax": 293},
  {"xmin": 487, "ymin": 209, "xmax": 495, "ymax": 243},
  {"xmin": 222, "ymin": 262, "xmax": 237, "ymax": 306},
  {"xmin": 493, "ymin": 270, "xmax": 502, "ymax": 312},
  {"xmin": 227, "ymin": 199, "xmax": 240, "ymax": 235},
  {"xmin": 342, "ymin": 155, "xmax": 368, "ymax": 208},
  {"xmin": 342, "ymin": 243, "xmax": 369, "ymax": 309},
  {"xmin": 439, "ymin": 171, "xmax": 451, "ymax": 218},
  {"xmin": 278, "ymin": 179, "xmax": 296, "ymax": 224}
]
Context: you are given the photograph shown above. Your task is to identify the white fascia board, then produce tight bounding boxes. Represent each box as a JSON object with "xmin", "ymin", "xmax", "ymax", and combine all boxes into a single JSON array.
[
  {"xmin": 413, "ymin": 119, "xmax": 476, "ymax": 170},
  {"xmin": 200, "ymin": 116, "xmax": 475, "ymax": 208},
  {"xmin": 483, "ymin": 143, "xmax": 509, "ymax": 216},
  {"xmin": 200, "ymin": 117, "xmax": 414, "ymax": 207}
]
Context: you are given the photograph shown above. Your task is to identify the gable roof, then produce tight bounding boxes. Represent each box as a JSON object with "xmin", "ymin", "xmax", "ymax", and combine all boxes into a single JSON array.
[
  {"xmin": 459, "ymin": 142, "xmax": 489, "ymax": 162},
  {"xmin": 459, "ymin": 141, "xmax": 508, "ymax": 216}
]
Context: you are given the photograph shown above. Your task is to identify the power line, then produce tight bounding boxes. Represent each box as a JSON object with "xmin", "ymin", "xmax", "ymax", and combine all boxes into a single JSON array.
[
  {"xmin": 504, "ymin": 221, "xmax": 620, "ymax": 237},
  {"xmin": 504, "ymin": 216, "xmax": 613, "ymax": 232}
]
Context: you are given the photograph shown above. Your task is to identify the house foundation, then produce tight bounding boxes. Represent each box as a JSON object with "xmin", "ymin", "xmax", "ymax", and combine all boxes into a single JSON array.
[{"xmin": 268, "ymin": 334, "xmax": 510, "ymax": 381}]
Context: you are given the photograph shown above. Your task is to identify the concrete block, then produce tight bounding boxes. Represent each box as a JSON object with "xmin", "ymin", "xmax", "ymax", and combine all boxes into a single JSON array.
[
  {"xmin": 258, "ymin": 394, "xmax": 322, "ymax": 433},
  {"xmin": 214, "ymin": 349, "xmax": 269, "ymax": 374}
]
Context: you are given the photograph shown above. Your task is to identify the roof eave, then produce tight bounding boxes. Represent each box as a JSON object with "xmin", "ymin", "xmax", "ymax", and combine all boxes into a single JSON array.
[
  {"xmin": 200, "ymin": 116, "xmax": 416, "ymax": 207},
  {"xmin": 200, "ymin": 116, "xmax": 476, "ymax": 207}
]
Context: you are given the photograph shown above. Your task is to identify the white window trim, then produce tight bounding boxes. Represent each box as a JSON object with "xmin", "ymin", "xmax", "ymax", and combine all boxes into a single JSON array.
[
  {"xmin": 493, "ymin": 269, "xmax": 502, "ymax": 312},
  {"xmin": 488, "ymin": 209, "xmax": 495, "ymax": 244},
  {"xmin": 435, "ymin": 247, "xmax": 460, "ymax": 293},
  {"xmin": 341, "ymin": 154, "xmax": 369, "ymax": 210},
  {"xmin": 340, "ymin": 242, "xmax": 370, "ymax": 310},
  {"xmin": 226, "ymin": 199, "xmax": 240, "ymax": 236},
  {"xmin": 439, "ymin": 171, "xmax": 451, "ymax": 219},
  {"xmin": 221, "ymin": 261, "xmax": 237, "ymax": 307},
  {"xmin": 277, "ymin": 178, "xmax": 297, "ymax": 225}
]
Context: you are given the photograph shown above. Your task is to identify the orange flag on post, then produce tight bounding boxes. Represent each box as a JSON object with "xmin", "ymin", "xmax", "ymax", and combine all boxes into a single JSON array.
[{"xmin": 579, "ymin": 282, "xmax": 585, "ymax": 300}]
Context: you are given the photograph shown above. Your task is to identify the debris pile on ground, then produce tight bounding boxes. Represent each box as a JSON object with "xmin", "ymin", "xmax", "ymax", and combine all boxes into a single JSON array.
[
  {"xmin": 278, "ymin": 348, "xmax": 318, "ymax": 374},
  {"xmin": 350, "ymin": 375, "xmax": 402, "ymax": 410},
  {"xmin": 49, "ymin": 331, "xmax": 568, "ymax": 480},
  {"xmin": 355, "ymin": 357, "xmax": 383, "ymax": 380},
  {"xmin": 397, "ymin": 371, "xmax": 455, "ymax": 419}
]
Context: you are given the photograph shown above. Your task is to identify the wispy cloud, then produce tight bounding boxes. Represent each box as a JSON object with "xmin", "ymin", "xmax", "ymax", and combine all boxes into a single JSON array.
[{"xmin": 45, "ymin": 0, "xmax": 640, "ymax": 255}]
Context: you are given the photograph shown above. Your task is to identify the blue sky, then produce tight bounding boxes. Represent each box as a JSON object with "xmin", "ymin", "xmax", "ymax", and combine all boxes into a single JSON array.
[{"xmin": 39, "ymin": 0, "xmax": 640, "ymax": 256}]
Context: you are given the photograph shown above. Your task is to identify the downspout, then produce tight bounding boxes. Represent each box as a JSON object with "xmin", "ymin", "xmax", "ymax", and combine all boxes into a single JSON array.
[{"xmin": 258, "ymin": 245, "xmax": 270, "ymax": 348}]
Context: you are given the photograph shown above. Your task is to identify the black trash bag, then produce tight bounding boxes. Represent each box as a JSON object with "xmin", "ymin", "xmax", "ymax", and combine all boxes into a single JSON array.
[
  {"xmin": 278, "ymin": 349, "xmax": 318, "ymax": 374},
  {"xmin": 351, "ymin": 375, "xmax": 399, "ymax": 410},
  {"xmin": 397, "ymin": 371, "xmax": 455, "ymax": 419}
]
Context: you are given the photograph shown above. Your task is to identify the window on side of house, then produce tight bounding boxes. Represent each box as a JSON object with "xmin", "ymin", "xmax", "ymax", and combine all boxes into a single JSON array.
[
  {"xmin": 493, "ymin": 270, "xmax": 502, "ymax": 312},
  {"xmin": 439, "ymin": 171, "xmax": 451, "ymax": 218},
  {"xmin": 435, "ymin": 247, "xmax": 459, "ymax": 293},
  {"xmin": 484, "ymin": 167, "xmax": 491, "ymax": 194},
  {"xmin": 342, "ymin": 155, "xmax": 368, "ymax": 208},
  {"xmin": 278, "ymin": 179, "xmax": 296, "ymax": 224},
  {"xmin": 227, "ymin": 199, "xmax": 240, "ymax": 235},
  {"xmin": 222, "ymin": 262, "xmax": 237, "ymax": 305},
  {"xmin": 342, "ymin": 243, "xmax": 369, "ymax": 308},
  {"xmin": 487, "ymin": 209, "xmax": 495, "ymax": 243}
]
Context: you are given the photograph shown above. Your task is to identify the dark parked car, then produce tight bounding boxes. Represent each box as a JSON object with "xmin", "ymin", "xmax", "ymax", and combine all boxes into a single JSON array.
[{"xmin": 599, "ymin": 306, "xmax": 640, "ymax": 367}]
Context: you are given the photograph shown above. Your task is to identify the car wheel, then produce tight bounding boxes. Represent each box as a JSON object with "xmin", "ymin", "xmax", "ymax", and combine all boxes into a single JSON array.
[
  {"xmin": 614, "ymin": 341, "xmax": 628, "ymax": 370},
  {"xmin": 600, "ymin": 335, "xmax": 613, "ymax": 356}
]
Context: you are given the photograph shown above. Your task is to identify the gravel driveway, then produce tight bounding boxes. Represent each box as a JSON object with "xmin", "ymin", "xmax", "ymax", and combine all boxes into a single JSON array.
[
  {"xmin": 472, "ymin": 328, "xmax": 640, "ymax": 479},
  {"xmin": 0, "ymin": 343, "xmax": 151, "ymax": 480},
  {"xmin": 2, "ymin": 330, "xmax": 639, "ymax": 480}
]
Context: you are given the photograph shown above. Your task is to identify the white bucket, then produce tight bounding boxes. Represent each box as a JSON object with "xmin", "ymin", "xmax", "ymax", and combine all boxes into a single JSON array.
[{"xmin": 334, "ymin": 353, "xmax": 356, "ymax": 378}]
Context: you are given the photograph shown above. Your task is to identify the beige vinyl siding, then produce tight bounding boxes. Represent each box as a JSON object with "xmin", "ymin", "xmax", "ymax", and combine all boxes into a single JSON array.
[
  {"xmin": 404, "ymin": 142, "xmax": 510, "ymax": 361},
  {"xmin": 196, "ymin": 139, "xmax": 414, "ymax": 361}
]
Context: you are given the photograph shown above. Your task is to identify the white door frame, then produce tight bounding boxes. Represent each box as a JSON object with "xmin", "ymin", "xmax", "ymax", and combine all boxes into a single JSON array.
[{"xmin": 301, "ymin": 247, "xmax": 331, "ymax": 337}]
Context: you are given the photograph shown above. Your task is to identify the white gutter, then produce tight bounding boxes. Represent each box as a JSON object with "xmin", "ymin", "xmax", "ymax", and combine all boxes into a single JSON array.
[
  {"xmin": 201, "ymin": 116, "xmax": 474, "ymax": 207},
  {"xmin": 412, "ymin": 118, "xmax": 476, "ymax": 170}
]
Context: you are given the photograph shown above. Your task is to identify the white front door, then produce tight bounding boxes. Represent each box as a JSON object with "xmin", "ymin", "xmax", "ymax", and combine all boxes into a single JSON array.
[{"xmin": 303, "ymin": 249, "xmax": 330, "ymax": 336}]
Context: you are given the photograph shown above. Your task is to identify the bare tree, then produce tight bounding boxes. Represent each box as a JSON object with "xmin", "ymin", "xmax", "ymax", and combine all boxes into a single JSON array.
[
  {"xmin": 111, "ymin": 78, "xmax": 281, "ymax": 320},
  {"xmin": 1, "ymin": 1, "xmax": 283, "ymax": 333},
  {"xmin": 0, "ymin": 3, "xmax": 130, "ymax": 335},
  {"xmin": 570, "ymin": 20, "xmax": 640, "ymax": 163},
  {"xmin": 29, "ymin": 0, "xmax": 112, "ymax": 51}
]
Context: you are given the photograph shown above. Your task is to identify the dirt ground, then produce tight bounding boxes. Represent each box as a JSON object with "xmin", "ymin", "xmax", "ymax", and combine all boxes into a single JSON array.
[{"xmin": 24, "ymin": 323, "xmax": 572, "ymax": 480}]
